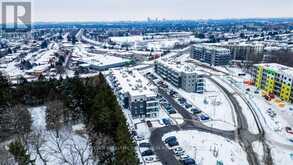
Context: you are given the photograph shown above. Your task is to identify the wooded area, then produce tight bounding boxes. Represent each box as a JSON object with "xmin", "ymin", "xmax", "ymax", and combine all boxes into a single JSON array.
[{"xmin": 0, "ymin": 72, "xmax": 138, "ymax": 165}]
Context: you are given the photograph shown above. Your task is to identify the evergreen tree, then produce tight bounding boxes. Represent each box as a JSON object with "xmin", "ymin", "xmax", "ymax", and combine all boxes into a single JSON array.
[
  {"xmin": 0, "ymin": 72, "xmax": 11, "ymax": 105},
  {"xmin": 8, "ymin": 139, "xmax": 34, "ymax": 165}
]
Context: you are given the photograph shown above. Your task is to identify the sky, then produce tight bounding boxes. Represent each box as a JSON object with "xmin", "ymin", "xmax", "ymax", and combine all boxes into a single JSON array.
[{"xmin": 29, "ymin": 0, "xmax": 293, "ymax": 22}]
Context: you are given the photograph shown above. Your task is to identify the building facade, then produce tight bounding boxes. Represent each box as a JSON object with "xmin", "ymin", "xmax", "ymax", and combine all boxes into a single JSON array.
[
  {"xmin": 252, "ymin": 63, "xmax": 293, "ymax": 102},
  {"xmin": 155, "ymin": 58, "xmax": 205, "ymax": 93},
  {"xmin": 190, "ymin": 45, "xmax": 231, "ymax": 66},
  {"xmin": 110, "ymin": 69, "xmax": 159, "ymax": 118}
]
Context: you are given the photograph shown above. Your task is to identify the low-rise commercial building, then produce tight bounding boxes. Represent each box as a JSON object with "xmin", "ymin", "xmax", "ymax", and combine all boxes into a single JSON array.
[
  {"xmin": 190, "ymin": 45, "xmax": 231, "ymax": 66},
  {"xmin": 155, "ymin": 58, "xmax": 205, "ymax": 93},
  {"xmin": 252, "ymin": 63, "xmax": 293, "ymax": 102},
  {"xmin": 110, "ymin": 69, "xmax": 159, "ymax": 118}
]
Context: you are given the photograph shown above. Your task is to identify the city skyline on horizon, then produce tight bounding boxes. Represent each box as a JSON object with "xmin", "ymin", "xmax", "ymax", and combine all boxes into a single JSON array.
[{"xmin": 27, "ymin": 0, "xmax": 293, "ymax": 22}]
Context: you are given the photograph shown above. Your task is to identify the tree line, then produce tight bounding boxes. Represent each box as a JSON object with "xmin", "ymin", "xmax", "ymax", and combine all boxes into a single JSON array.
[{"xmin": 0, "ymin": 72, "xmax": 138, "ymax": 165}]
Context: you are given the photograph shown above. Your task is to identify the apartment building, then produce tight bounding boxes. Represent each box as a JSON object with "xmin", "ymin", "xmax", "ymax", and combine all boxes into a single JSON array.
[
  {"xmin": 155, "ymin": 58, "xmax": 205, "ymax": 93},
  {"xmin": 110, "ymin": 69, "xmax": 159, "ymax": 118},
  {"xmin": 190, "ymin": 45, "xmax": 231, "ymax": 66},
  {"xmin": 252, "ymin": 63, "xmax": 293, "ymax": 102}
]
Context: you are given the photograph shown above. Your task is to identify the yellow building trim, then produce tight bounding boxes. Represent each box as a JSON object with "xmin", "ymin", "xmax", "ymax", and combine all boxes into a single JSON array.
[
  {"xmin": 280, "ymin": 83, "xmax": 292, "ymax": 101},
  {"xmin": 255, "ymin": 66, "xmax": 263, "ymax": 88},
  {"xmin": 265, "ymin": 76, "xmax": 275, "ymax": 93}
]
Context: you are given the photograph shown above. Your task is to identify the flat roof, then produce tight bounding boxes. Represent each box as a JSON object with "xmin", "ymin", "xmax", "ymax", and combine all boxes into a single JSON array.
[
  {"xmin": 192, "ymin": 44, "xmax": 231, "ymax": 52},
  {"xmin": 111, "ymin": 69, "xmax": 157, "ymax": 97},
  {"xmin": 79, "ymin": 55, "xmax": 129, "ymax": 67},
  {"xmin": 256, "ymin": 63, "xmax": 293, "ymax": 77},
  {"xmin": 156, "ymin": 57, "xmax": 204, "ymax": 74}
]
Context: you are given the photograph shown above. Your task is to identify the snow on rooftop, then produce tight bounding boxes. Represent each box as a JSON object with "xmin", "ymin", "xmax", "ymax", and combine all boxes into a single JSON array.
[
  {"xmin": 74, "ymin": 44, "xmax": 130, "ymax": 67},
  {"xmin": 111, "ymin": 69, "xmax": 157, "ymax": 97},
  {"xmin": 256, "ymin": 63, "xmax": 293, "ymax": 77},
  {"xmin": 157, "ymin": 57, "xmax": 204, "ymax": 74}
]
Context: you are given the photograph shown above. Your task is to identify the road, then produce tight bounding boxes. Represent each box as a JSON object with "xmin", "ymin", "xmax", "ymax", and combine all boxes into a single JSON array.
[
  {"xmin": 149, "ymin": 74, "xmax": 273, "ymax": 165},
  {"xmin": 208, "ymin": 77, "xmax": 273, "ymax": 165},
  {"xmin": 149, "ymin": 87, "xmax": 235, "ymax": 165}
]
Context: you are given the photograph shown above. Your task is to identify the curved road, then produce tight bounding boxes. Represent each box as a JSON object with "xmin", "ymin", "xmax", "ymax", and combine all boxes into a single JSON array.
[
  {"xmin": 149, "ymin": 76, "xmax": 273, "ymax": 165},
  {"xmin": 150, "ymin": 88, "xmax": 235, "ymax": 165}
]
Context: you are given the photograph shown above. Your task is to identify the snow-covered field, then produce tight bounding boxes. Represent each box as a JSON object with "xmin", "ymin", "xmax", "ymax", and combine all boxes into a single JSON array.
[{"xmin": 163, "ymin": 130, "xmax": 249, "ymax": 165}]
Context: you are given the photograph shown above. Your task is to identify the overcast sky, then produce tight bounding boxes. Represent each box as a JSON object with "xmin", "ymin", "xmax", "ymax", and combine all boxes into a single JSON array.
[{"xmin": 31, "ymin": 0, "xmax": 293, "ymax": 22}]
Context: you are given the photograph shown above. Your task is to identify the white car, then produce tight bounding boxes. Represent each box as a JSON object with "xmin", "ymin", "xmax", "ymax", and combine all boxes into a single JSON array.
[
  {"xmin": 175, "ymin": 150, "xmax": 185, "ymax": 156},
  {"xmin": 173, "ymin": 147, "xmax": 184, "ymax": 152},
  {"xmin": 144, "ymin": 157, "xmax": 155, "ymax": 162},
  {"xmin": 179, "ymin": 155, "xmax": 190, "ymax": 161}
]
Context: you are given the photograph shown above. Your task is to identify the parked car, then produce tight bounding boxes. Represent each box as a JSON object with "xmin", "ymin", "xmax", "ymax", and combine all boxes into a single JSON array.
[
  {"xmin": 146, "ymin": 121, "xmax": 153, "ymax": 128},
  {"xmin": 139, "ymin": 142, "xmax": 151, "ymax": 148},
  {"xmin": 178, "ymin": 98, "xmax": 186, "ymax": 104},
  {"xmin": 174, "ymin": 150, "xmax": 185, "ymax": 156},
  {"xmin": 179, "ymin": 155, "xmax": 190, "ymax": 161},
  {"xmin": 267, "ymin": 111, "xmax": 276, "ymax": 118},
  {"xmin": 180, "ymin": 158, "xmax": 196, "ymax": 165},
  {"xmin": 191, "ymin": 108, "xmax": 201, "ymax": 115},
  {"xmin": 164, "ymin": 136, "xmax": 177, "ymax": 143},
  {"xmin": 144, "ymin": 157, "xmax": 154, "ymax": 162},
  {"xmin": 162, "ymin": 118, "xmax": 172, "ymax": 126},
  {"xmin": 285, "ymin": 127, "xmax": 293, "ymax": 134},
  {"xmin": 141, "ymin": 150, "xmax": 154, "ymax": 156},
  {"xmin": 169, "ymin": 90, "xmax": 177, "ymax": 96},
  {"xmin": 167, "ymin": 140, "xmax": 179, "ymax": 147},
  {"xmin": 173, "ymin": 147, "xmax": 184, "ymax": 152},
  {"xmin": 135, "ymin": 135, "xmax": 145, "ymax": 141},
  {"xmin": 167, "ymin": 108, "xmax": 177, "ymax": 114},
  {"xmin": 199, "ymin": 114, "xmax": 210, "ymax": 121},
  {"xmin": 185, "ymin": 103, "xmax": 192, "ymax": 109},
  {"xmin": 131, "ymin": 130, "xmax": 137, "ymax": 136}
]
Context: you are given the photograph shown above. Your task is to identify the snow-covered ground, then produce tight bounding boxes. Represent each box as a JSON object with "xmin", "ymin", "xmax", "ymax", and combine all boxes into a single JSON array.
[
  {"xmin": 28, "ymin": 106, "xmax": 94, "ymax": 165},
  {"xmin": 212, "ymin": 66, "xmax": 293, "ymax": 165},
  {"xmin": 270, "ymin": 144, "xmax": 293, "ymax": 165},
  {"xmin": 152, "ymin": 71, "xmax": 237, "ymax": 131},
  {"xmin": 163, "ymin": 130, "xmax": 249, "ymax": 165}
]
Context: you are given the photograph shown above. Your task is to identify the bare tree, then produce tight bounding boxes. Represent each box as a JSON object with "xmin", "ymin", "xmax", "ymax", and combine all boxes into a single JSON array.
[
  {"xmin": 28, "ymin": 130, "xmax": 48, "ymax": 165},
  {"xmin": 46, "ymin": 100, "xmax": 64, "ymax": 138},
  {"xmin": 0, "ymin": 105, "xmax": 32, "ymax": 141},
  {"xmin": 46, "ymin": 130, "xmax": 95, "ymax": 165}
]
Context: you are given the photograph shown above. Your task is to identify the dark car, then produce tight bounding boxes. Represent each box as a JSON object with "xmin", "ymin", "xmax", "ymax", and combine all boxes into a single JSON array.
[
  {"xmin": 167, "ymin": 108, "xmax": 177, "ymax": 114},
  {"xmin": 146, "ymin": 121, "xmax": 153, "ymax": 128},
  {"xmin": 181, "ymin": 158, "xmax": 196, "ymax": 165},
  {"xmin": 167, "ymin": 140, "xmax": 179, "ymax": 147},
  {"xmin": 286, "ymin": 127, "xmax": 293, "ymax": 134},
  {"xmin": 139, "ymin": 142, "xmax": 151, "ymax": 148},
  {"xmin": 200, "ymin": 114, "xmax": 209, "ymax": 121},
  {"xmin": 191, "ymin": 108, "xmax": 201, "ymax": 115},
  {"xmin": 169, "ymin": 90, "xmax": 177, "ymax": 96},
  {"xmin": 141, "ymin": 150, "xmax": 154, "ymax": 156},
  {"xmin": 162, "ymin": 118, "xmax": 172, "ymax": 126},
  {"xmin": 178, "ymin": 98, "xmax": 186, "ymax": 104},
  {"xmin": 131, "ymin": 130, "xmax": 137, "ymax": 136},
  {"xmin": 185, "ymin": 103, "xmax": 192, "ymax": 109},
  {"xmin": 164, "ymin": 136, "xmax": 177, "ymax": 143}
]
